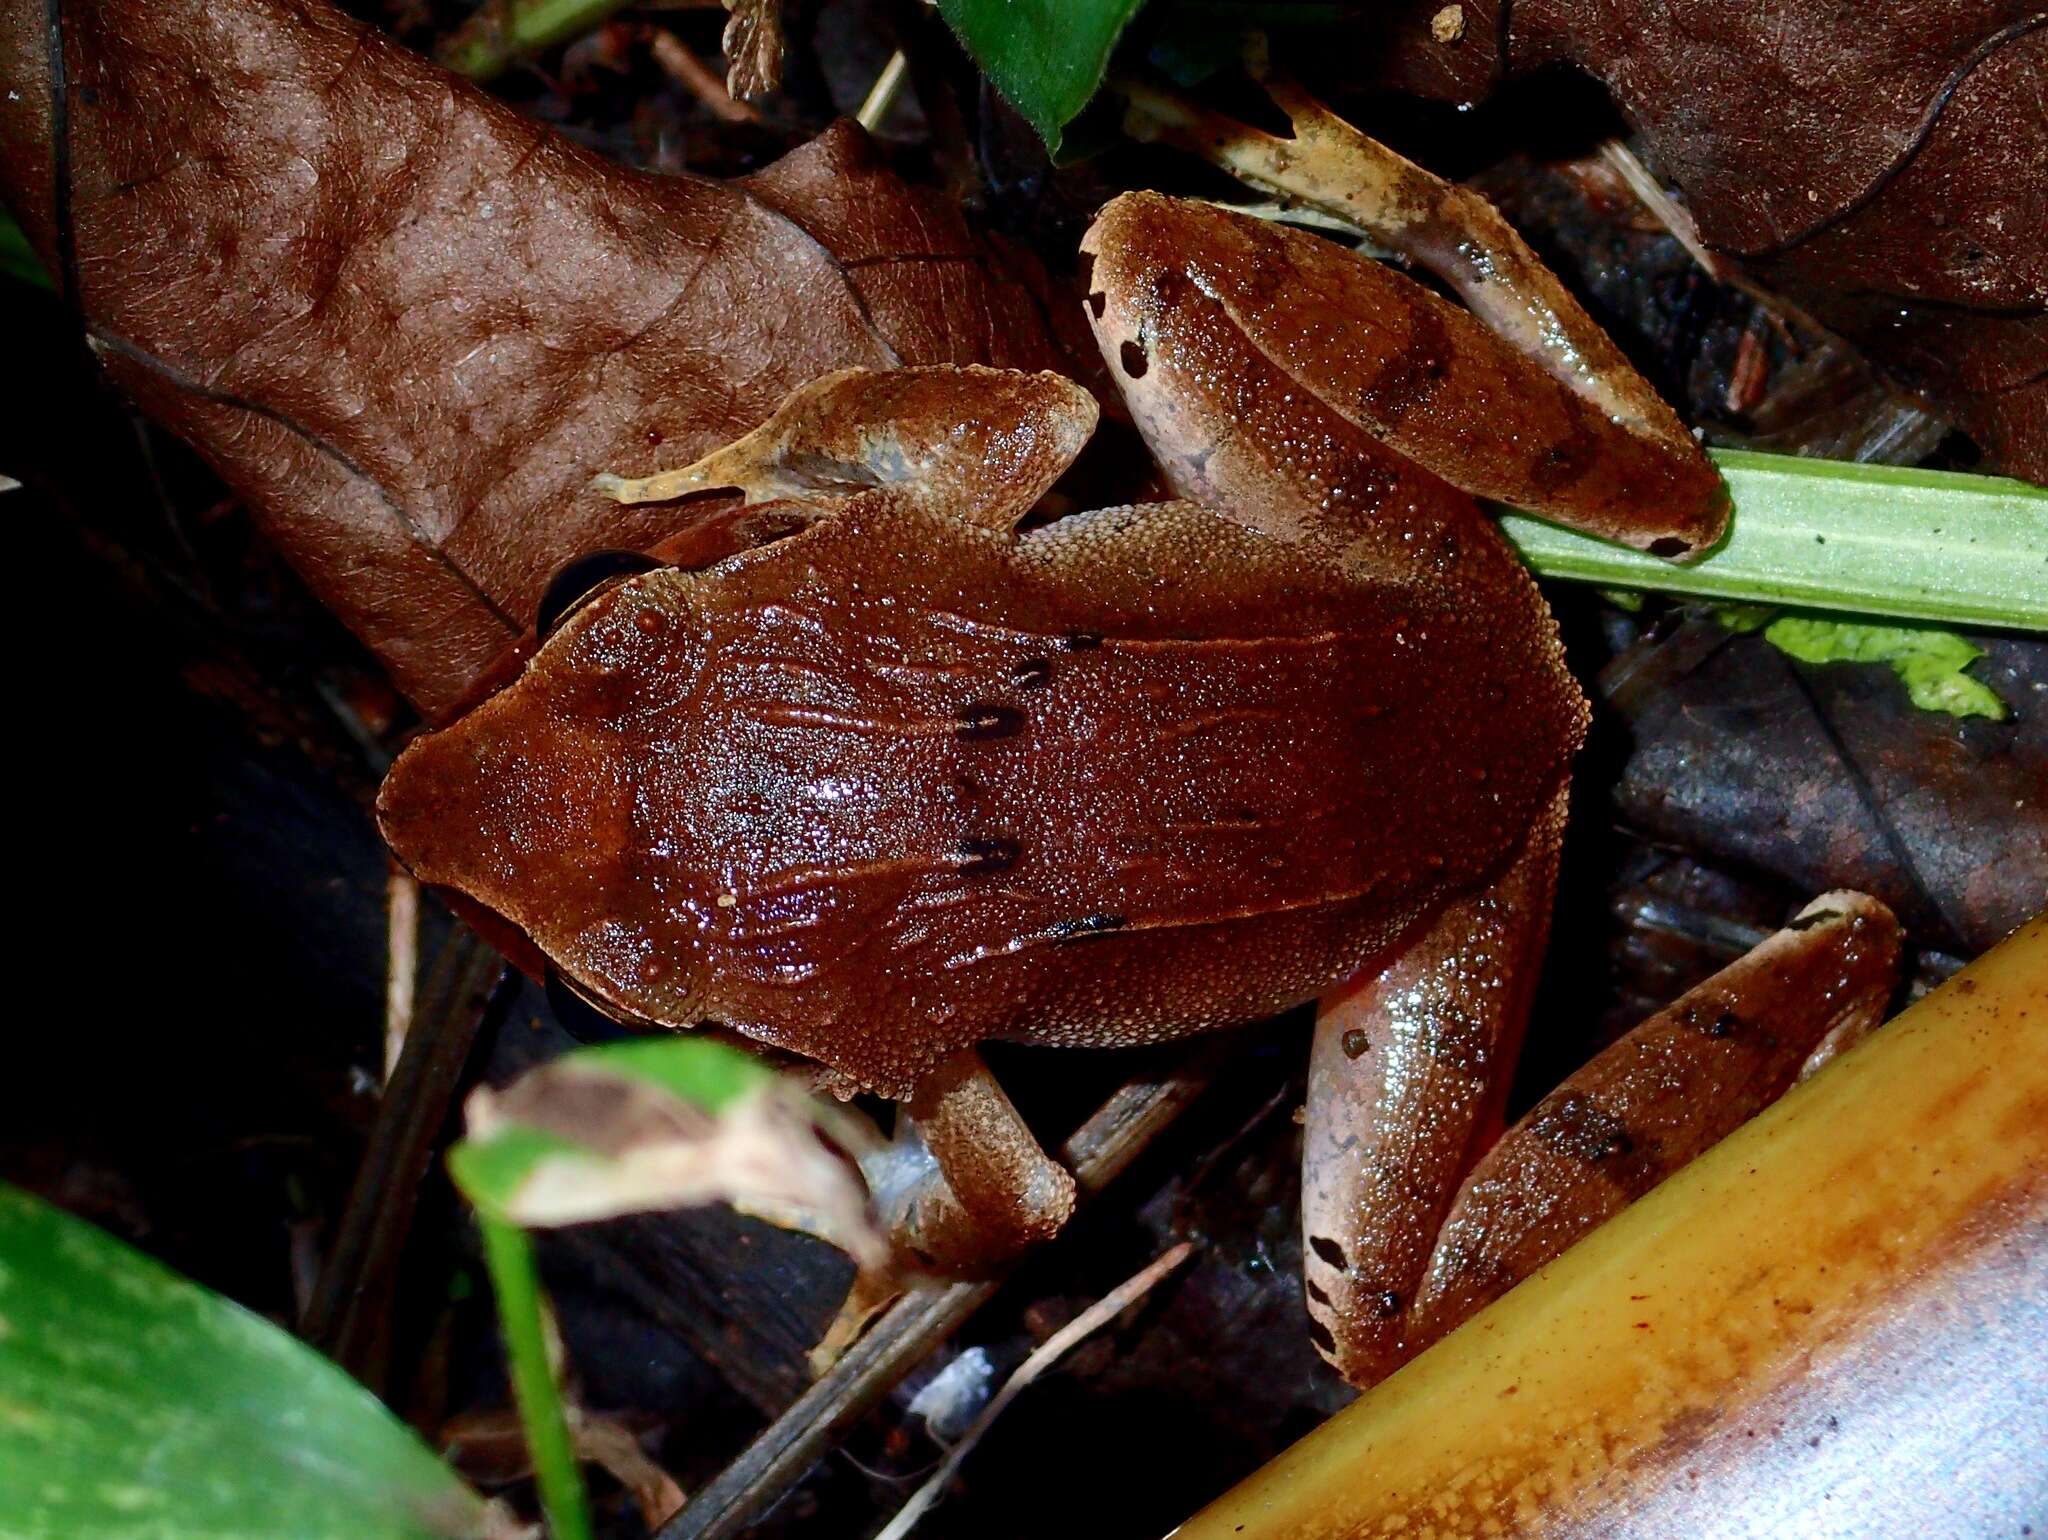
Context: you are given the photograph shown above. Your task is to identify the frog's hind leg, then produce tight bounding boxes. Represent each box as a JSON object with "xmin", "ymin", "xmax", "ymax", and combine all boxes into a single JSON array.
[
  {"xmin": 1306, "ymin": 884, "xmax": 1902, "ymax": 1388},
  {"xmin": 1301, "ymin": 786, "xmax": 1566, "ymax": 1386},
  {"xmin": 592, "ymin": 366, "xmax": 1097, "ymax": 533},
  {"xmin": 1082, "ymin": 191, "xmax": 1726, "ymax": 558}
]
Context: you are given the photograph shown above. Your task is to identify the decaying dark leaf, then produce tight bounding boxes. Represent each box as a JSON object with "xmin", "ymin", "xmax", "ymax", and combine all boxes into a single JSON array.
[
  {"xmin": 0, "ymin": 0, "xmax": 1085, "ymax": 719},
  {"xmin": 1604, "ymin": 616, "xmax": 2048, "ymax": 953},
  {"xmin": 1343, "ymin": 1, "xmax": 2047, "ymax": 479}
]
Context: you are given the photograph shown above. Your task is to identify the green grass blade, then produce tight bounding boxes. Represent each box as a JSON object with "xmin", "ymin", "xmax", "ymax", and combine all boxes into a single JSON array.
[
  {"xmin": 0, "ymin": 1184, "xmax": 487, "ymax": 1539},
  {"xmin": 1497, "ymin": 449, "xmax": 2048, "ymax": 632},
  {"xmin": 476, "ymin": 1218, "xmax": 592, "ymax": 1540}
]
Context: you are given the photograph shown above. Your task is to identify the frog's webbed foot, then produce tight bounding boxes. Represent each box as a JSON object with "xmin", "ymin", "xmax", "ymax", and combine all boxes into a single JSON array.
[
  {"xmin": 1092, "ymin": 94, "xmax": 1727, "ymax": 556},
  {"xmin": 1305, "ymin": 887, "xmax": 1901, "ymax": 1387},
  {"xmin": 592, "ymin": 366, "xmax": 1098, "ymax": 533}
]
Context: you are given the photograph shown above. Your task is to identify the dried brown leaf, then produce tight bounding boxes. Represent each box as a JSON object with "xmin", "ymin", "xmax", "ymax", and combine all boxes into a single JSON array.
[
  {"xmin": 1343, "ymin": 2, "xmax": 2047, "ymax": 479},
  {"xmin": 462, "ymin": 1055, "xmax": 888, "ymax": 1270},
  {"xmin": 0, "ymin": 0, "xmax": 1083, "ymax": 718}
]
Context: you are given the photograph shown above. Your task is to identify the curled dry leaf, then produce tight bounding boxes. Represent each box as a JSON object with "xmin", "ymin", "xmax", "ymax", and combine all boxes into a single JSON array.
[
  {"xmin": 1345, "ymin": 1, "xmax": 2047, "ymax": 479},
  {"xmin": 721, "ymin": 0, "xmax": 786, "ymax": 99},
  {"xmin": 453, "ymin": 1040, "xmax": 889, "ymax": 1273},
  {"xmin": 0, "ymin": 0, "xmax": 1086, "ymax": 719}
]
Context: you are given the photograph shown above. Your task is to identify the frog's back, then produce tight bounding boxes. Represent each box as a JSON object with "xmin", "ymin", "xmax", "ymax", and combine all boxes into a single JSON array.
[{"xmin": 380, "ymin": 492, "xmax": 1583, "ymax": 1097}]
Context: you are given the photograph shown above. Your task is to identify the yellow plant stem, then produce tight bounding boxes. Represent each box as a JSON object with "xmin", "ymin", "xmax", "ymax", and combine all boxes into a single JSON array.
[{"xmin": 1173, "ymin": 914, "xmax": 2048, "ymax": 1539}]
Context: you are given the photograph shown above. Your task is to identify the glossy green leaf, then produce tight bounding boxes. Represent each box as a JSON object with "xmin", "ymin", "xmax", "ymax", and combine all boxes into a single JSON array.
[
  {"xmin": 0, "ymin": 1184, "xmax": 488, "ymax": 1540},
  {"xmin": 936, "ymin": 0, "xmax": 1152, "ymax": 151}
]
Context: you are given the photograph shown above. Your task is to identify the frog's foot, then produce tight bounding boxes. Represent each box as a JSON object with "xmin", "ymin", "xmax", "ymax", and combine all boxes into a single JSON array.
[
  {"xmin": 591, "ymin": 366, "xmax": 1097, "ymax": 532},
  {"xmin": 866, "ymin": 1047, "xmax": 1078, "ymax": 1274},
  {"xmin": 1305, "ymin": 888, "xmax": 1901, "ymax": 1387}
]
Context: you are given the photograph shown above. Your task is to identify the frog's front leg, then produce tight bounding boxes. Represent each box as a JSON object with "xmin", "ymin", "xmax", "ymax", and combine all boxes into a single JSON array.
[
  {"xmin": 593, "ymin": 364, "xmax": 1096, "ymax": 533},
  {"xmin": 1304, "ymin": 890, "xmax": 1901, "ymax": 1387},
  {"xmin": 881, "ymin": 1047, "xmax": 1078, "ymax": 1271}
]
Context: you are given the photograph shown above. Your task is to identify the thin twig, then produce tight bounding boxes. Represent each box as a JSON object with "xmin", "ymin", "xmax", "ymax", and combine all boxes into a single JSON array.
[
  {"xmin": 304, "ymin": 930, "xmax": 509, "ymax": 1380},
  {"xmin": 856, "ymin": 50, "xmax": 910, "ymax": 133},
  {"xmin": 1595, "ymin": 139, "xmax": 1726, "ymax": 281},
  {"xmin": 384, "ymin": 869, "xmax": 420, "ymax": 1082},
  {"xmin": 871, "ymin": 1243, "xmax": 1196, "ymax": 1540},
  {"xmin": 658, "ymin": 1040, "xmax": 1229, "ymax": 1540},
  {"xmin": 647, "ymin": 27, "xmax": 760, "ymax": 123},
  {"xmin": 1594, "ymin": 139, "xmax": 1830, "ymax": 344}
]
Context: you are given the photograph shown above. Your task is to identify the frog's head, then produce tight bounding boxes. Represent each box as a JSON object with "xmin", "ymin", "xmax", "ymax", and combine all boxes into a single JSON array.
[{"xmin": 377, "ymin": 557, "xmax": 716, "ymax": 1025}]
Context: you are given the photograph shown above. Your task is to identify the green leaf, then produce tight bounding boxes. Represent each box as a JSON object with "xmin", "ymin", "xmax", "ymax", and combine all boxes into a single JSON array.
[
  {"xmin": 1498, "ymin": 449, "xmax": 2048, "ymax": 633},
  {"xmin": 936, "ymin": 0, "xmax": 1153, "ymax": 152},
  {"xmin": 447, "ymin": 1037, "xmax": 885, "ymax": 1265},
  {"xmin": 1711, "ymin": 601, "xmax": 1778, "ymax": 634},
  {"xmin": 446, "ymin": 1123, "xmax": 592, "ymax": 1225},
  {"xmin": 570, "ymin": 1033, "xmax": 774, "ymax": 1113},
  {"xmin": 0, "ymin": 1184, "xmax": 488, "ymax": 1540},
  {"xmin": 1761, "ymin": 617, "xmax": 2009, "ymax": 721},
  {"xmin": 1, "ymin": 208, "xmax": 53, "ymax": 289}
]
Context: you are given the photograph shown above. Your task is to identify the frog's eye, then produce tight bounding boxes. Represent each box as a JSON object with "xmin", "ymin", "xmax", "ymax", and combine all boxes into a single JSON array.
[
  {"xmin": 544, "ymin": 967, "xmax": 651, "ymax": 1045},
  {"xmin": 535, "ymin": 550, "xmax": 661, "ymax": 640}
]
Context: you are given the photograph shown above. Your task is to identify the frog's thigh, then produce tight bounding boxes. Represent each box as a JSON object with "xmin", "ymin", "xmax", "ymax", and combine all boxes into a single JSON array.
[
  {"xmin": 1085, "ymin": 194, "xmax": 1726, "ymax": 555},
  {"xmin": 891, "ymin": 1047, "xmax": 1078, "ymax": 1271},
  {"xmin": 1301, "ymin": 786, "xmax": 1566, "ymax": 1387}
]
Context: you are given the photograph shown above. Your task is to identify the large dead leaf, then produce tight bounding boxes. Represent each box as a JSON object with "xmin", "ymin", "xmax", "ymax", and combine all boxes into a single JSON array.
[
  {"xmin": 0, "ymin": 0, "xmax": 1085, "ymax": 719},
  {"xmin": 1343, "ymin": 1, "xmax": 2046, "ymax": 479},
  {"xmin": 1603, "ymin": 618, "xmax": 2047, "ymax": 953}
]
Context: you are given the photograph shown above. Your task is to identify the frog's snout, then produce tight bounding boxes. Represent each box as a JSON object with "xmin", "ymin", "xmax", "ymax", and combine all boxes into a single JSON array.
[{"xmin": 376, "ymin": 680, "xmax": 638, "ymax": 934}]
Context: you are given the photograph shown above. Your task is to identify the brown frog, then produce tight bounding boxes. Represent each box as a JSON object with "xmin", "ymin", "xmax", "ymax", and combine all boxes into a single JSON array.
[{"xmin": 378, "ymin": 192, "xmax": 1900, "ymax": 1384}]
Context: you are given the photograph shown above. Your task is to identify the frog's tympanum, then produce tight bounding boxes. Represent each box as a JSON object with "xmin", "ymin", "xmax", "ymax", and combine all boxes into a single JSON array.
[{"xmin": 379, "ymin": 193, "xmax": 1902, "ymax": 1385}]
